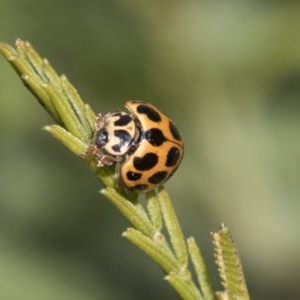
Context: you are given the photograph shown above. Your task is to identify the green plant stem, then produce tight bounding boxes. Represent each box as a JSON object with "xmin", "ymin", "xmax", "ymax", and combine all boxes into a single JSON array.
[
  {"xmin": 187, "ymin": 238, "xmax": 216, "ymax": 300},
  {"xmin": 0, "ymin": 39, "xmax": 250, "ymax": 300}
]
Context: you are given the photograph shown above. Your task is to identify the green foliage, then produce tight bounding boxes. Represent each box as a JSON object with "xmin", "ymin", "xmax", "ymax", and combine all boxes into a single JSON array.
[
  {"xmin": 213, "ymin": 224, "xmax": 250, "ymax": 300},
  {"xmin": 0, "ymin": 39, "xmax": 250, "ymax": 300}
]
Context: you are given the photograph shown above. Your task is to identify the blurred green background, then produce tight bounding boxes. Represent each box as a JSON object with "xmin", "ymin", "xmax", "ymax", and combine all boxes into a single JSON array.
[{"xmin": 1, "ymin": 1, "xmax": 300, "ymax": 299}]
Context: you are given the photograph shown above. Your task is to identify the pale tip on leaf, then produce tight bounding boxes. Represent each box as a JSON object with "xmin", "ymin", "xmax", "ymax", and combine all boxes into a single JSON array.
[{"xmin": 212, "ymin": 223, "xmax": 250, "ymax": 300}]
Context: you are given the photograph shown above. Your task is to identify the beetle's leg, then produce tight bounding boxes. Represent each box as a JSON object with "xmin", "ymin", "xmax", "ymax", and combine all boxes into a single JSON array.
[{"xmin": 95, "ymin": 153, "xmax": 122, "ymax": 167}]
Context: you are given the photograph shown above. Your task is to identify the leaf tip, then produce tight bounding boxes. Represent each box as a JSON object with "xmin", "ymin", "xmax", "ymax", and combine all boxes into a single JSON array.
[{"xmin": 15, "ymin": 37, "xmax": 22, "ymax": 45}]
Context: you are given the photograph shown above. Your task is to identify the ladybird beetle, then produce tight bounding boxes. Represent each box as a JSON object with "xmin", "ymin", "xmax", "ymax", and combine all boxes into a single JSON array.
[{"xmin": 89, "ymin": 101, "xmax": 184, "ymax": 192}]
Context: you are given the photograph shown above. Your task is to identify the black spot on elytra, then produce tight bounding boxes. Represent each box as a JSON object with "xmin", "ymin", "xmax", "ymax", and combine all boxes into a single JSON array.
[
  {"xmin": 169, "ymin": 121, "xmax": 181, "ymax": 141},
  {"xmin": 95, "ymin": 128, "xmax": 108, "ymax": 147},
  {"xmin": 126, "ymin": 171, "xmax": 142, "ymax": 181},
  {"xmin": 148, "ymin": 171, "xmax": 168, "ymax": 184},
  {"xmin": 145, "ymin": 128, "xmax": 166, "ymax": 146},
  {"xmin": 114, "ymin": 114, "xmax": 132, "ymax": 126},
  {"xmin": 133, "ymin": 152, "xmax": 158, "ymax": 171},
  {"xmin": 166, "ymin": 147, "xmax": 181, "ymax": 167},
  {"xmin": 137, "ymin": 104, "xmax": 161, "ymax": 122}
]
